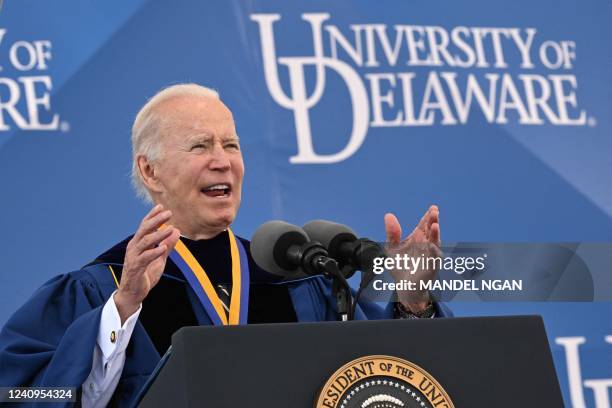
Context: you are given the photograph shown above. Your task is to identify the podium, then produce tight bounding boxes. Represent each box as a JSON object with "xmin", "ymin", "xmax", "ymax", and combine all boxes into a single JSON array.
[{"xmin": 137, "ymin": 316, "xmax": 564, "ymax": 408}]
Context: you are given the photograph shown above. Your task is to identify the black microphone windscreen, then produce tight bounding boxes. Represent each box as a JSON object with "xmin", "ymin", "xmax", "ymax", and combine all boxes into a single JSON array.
[
  {"xmin": 251, "ymin": 220, "xmax": 310, "ymax": 279},
  {"xmin": 303, "ymin": 220, "xmax": 357, "ymax": 257}
]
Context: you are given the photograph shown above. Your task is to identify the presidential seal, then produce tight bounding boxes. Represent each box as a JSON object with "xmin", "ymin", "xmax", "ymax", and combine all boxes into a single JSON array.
[{"xmin": 316, "ymin": 355, "xmax": 454, "ymax": 408}]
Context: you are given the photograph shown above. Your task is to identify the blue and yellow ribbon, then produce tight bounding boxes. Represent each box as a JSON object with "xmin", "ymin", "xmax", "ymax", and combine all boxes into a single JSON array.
[{"xmin": 168, "ymin": 228, "xmax": 249, "ymax": 326}]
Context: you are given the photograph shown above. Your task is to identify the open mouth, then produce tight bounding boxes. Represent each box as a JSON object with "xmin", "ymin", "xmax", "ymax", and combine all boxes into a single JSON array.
[{"xmin": 201, "ymin": 183, "xmax": 232, "ymax": 198}]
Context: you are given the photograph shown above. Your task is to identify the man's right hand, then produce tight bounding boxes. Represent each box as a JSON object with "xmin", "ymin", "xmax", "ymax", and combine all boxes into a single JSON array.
[{"xmin": 114, "ymin": 205, "xmax": 181, "ymax": 324}]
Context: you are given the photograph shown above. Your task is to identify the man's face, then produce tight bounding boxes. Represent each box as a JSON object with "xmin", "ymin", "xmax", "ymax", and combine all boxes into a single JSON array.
[{"xmin": 151, "ymin": 95, "xmax": 244, "ymax": 239}]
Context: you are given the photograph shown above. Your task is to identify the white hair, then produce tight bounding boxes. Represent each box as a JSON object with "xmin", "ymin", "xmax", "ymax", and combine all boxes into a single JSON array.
[{"xmin": 130, "ymin": 83, "xmax": 220, "ymax": 203}]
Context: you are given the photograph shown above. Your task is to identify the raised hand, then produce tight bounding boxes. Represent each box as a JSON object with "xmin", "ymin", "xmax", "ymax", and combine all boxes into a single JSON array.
[
  {"xmin": 114, "ymin": 205, "xmax": 181, "ymax": 323},
  {"xmin": 384, "ymin": 205, "xmax": 441, "ymax": 312}
]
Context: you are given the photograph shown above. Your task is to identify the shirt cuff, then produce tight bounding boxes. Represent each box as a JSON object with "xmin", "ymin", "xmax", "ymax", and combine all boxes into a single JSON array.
[{"xmin": 98, "ymin": 290, "xmax": 141, "ymax": 364}]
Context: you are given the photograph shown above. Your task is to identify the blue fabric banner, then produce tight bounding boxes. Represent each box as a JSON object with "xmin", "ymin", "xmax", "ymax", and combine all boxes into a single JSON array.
[{"xmin": 1, "ymin": 1, "xmax": 611, "ymax": 406}]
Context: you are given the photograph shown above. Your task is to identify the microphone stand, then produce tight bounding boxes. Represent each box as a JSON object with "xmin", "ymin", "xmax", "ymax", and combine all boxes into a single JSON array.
[
  {"xmin": 333, "ymin": 279, "xmax": 350, "ymax": 321},
  {"xmin": 288, "ymin": 241, "xmax": 355, "ymax": 321},
  {"xmin": 314, "ymin": 257, "xmax": 353, "ymax": 322}
]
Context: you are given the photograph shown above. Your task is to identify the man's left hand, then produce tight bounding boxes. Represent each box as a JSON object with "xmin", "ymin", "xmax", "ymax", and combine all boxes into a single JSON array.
[{"xmin": 384, "ymin": 205, "xmax": 441, "ymax": 314}]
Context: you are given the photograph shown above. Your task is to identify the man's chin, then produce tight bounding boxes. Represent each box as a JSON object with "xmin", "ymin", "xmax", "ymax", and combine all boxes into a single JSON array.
[
  {"xmin": 192, "ymin": 203, "xmax": 239, "ymax": 235},
  {"xmin": 205, "ymin": 213, "xmax": 236, "ymax": 232}
]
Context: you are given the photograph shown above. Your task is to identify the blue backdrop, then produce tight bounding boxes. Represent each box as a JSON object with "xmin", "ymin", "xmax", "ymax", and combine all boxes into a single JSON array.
[{"xmin": 1, "ymin": 1, "xmax": 611, "ymax": 406}]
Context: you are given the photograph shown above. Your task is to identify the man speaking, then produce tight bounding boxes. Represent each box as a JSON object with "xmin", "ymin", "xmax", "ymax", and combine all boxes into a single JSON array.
[{"xmin": 0, "ymin": 83, "xmax": 449, "ymax": 407}]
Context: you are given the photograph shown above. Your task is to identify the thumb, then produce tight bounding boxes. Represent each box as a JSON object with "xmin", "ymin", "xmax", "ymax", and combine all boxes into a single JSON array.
[{"xmin": 384, "ymin": 213, "xmax": 402, "ymax": 245}]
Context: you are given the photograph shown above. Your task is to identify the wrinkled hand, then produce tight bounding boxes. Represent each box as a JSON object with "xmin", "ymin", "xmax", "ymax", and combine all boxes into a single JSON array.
[
  {"xmin": 114, "ymin": 205, "xmax": 181, "ymax": 323},
  {"xmin": 384, "ymin": 205, "xmax": 441, "ymax": 312}
]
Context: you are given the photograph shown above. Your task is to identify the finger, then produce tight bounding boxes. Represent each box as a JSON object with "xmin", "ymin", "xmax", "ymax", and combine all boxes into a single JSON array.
[
  {"xmin": 138, "ymin": 243, "xmax": 168, "ymax": 265},
  {"xmin": 133, "ymin": 205, "xmax": 166, "ymax": 241},
  {"xmin": 429, "ymin": 223, "xmax": 441, "ymax": 247},
  {"xmin": 426, "ymin": 207, "xmax": 439, "ymax": 241},
  {"xmin": 428, "ymin": 206, "xmax": 439, "ymax": 228},
  {"xmin": 414, "ymin": 205, "xmax": 438, "ymax": 241},
  {"xmin": 408, "ymin": 226, "xmax": 426, "ymax": 243},
  {"xmin": 134, "ymin": 210, "xmax": 172, "ymax": 240},
  {"xmin": 148, "ymin": 257, "xmax": 167, "ymax": 288},
  {"xmin": 134, "ymin": 226, "xmax": 174, "ymax": 253},
  {"xmin": 161, "ymin": 228, "xmax": 181, "ymax": 255},
  {"xmin": 413, "ymin": 207, "xmax": 432, "ymax": 238},
  {"xmin": 141, "ymin": 210, "xmax": 172, "ymax": 234},
  {"xmin": 384, "ymin": 213, "xmax": 402, "ymax": 245},
  {"xmin": 144, "ymin": 204, "xmax": 165, "ymax": 221}
]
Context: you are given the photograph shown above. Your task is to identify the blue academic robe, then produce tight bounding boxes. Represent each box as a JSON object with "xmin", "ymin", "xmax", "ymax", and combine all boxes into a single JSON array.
[{"xmin": 0, "ymin": 241, "xmax": 452, "ymax": 407}]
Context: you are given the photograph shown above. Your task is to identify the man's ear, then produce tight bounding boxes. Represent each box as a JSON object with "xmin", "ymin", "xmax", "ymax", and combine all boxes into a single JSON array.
[{"xmin": 137, "ymin": 155, "xmax": 164, "ymax": 194}]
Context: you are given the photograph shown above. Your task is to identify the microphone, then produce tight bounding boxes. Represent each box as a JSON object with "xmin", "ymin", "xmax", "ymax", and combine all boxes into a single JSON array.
[
  {"xmin": 251, "ymin": 220, "xmax": 341, "ymax": 280},
  {"xmin": 303, "ymin": 220, "xmax": 386, "ymax": 287}
]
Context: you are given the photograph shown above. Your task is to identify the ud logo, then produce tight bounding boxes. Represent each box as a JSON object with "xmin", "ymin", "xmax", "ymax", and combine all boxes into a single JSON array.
[
  {"xmin": 251, "ymin": 13, "xmax": 369, "ymax": 164},
  {"xmin": 316, "ymin": 355, "xmax": 454, "ymax": 408}
]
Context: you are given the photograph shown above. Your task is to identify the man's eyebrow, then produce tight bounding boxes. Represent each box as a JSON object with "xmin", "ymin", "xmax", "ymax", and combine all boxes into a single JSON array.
[
  {"xmin": 222, "ymin": 134, "xmax": 240, "ymax": 142},
  {"xmin": 183, "ymin": 133, "xmax": 239, "ymax": 146},
  {"xmin": 184, "ymin": 133, "xmax": 213, "ymax": 144}
]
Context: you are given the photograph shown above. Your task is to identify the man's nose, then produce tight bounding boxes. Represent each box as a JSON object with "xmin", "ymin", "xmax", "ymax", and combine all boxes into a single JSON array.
[{"xmin": 209, "ymin": 143, "xmax": 231, "ymax": 171}]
